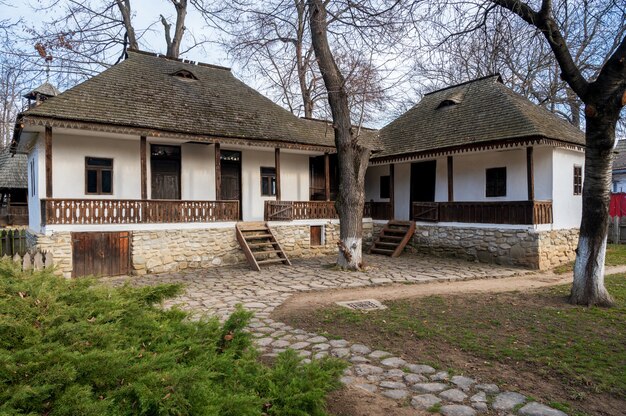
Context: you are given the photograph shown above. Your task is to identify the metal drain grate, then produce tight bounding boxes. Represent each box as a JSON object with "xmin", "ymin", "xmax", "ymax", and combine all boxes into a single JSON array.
[{"xmin": 336, "ymin": 299, "xmax": 387, "ymax": 311}]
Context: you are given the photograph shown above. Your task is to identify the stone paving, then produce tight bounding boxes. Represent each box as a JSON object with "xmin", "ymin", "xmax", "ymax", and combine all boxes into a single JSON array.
[{"xmin": 108, "ymin": 254, "xmax": 567, "ymax": 416}]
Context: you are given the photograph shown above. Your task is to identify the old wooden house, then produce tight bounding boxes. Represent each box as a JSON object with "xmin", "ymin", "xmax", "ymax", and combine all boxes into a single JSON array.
[{"xmin": 12, "ymin": 52, "xmax": 583, "ymax": 276}]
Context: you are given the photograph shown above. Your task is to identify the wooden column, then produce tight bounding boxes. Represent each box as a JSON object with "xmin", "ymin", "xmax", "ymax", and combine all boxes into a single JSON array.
[
  {"xmin": 45, "ymin": 126, "xmax": 52, "ymax": 198},
  {"xmin": 389, "ymin": 163, "xmax": 395, "ymax": 220},
  {"xmin": 275, "ymin": 148, "xmax": 281, "ymax": 200},
  {"xmin": 215, "ymin": 143, "xmax": 221, "ymax": 200},
  {"xmin": 526, "ymin": 146, "xmax": 534, "ymax": 201},
  {"xmin": 447, "ymin": 155, "xmax": 454, "ymax": 202},
  {"xmin": 140, "ymin": 136, "xmax": 147, "ymax": 199},
  {"xmin": 324, "ymin": 153, "xmax": 330, "ymax": 201}
]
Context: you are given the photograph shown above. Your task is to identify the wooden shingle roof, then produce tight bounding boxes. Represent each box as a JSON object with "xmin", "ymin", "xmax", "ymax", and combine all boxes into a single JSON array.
[
  {"xmin": 375, "ymin": 75, "xmax": 585, "ymax": 161},
  {"xmin": 19, "ymin": 50, "xmax": 369, "ymax": 150},
  {"xmin": 0, "ymin": 148, "xmax": 27, "ymax": 190}
]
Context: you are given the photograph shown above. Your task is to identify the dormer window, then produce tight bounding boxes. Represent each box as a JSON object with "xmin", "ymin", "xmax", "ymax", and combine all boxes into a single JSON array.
[
  {"xmin": 172, "ymin": 69, "xmax": 198, "ymax": 80},
  {"xmin": 436, "ymin": 91, "xmax": 464, "ymax": 109},
  {"xmin": 437, "ymin": 99, "xmax": 457, "ymax": 109}
]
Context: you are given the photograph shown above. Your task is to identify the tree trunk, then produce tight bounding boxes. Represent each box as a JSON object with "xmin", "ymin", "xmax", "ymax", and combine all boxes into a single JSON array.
[
  {"xmin": 115, "ymin": 0, "xmax": 138, "ymax": 49},
  {"xmin": 571, "ymin": 109, "xmax": 616, "ymax": 306},
  {"xmin": 308, "ymin": 0, "xmax": 371, "ymax": 270}
]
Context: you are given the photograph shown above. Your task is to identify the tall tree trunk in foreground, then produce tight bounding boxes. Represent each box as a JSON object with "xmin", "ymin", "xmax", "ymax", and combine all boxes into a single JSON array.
[
  {"xmin": 308, "ymin": 0, "xmax": 371, "ymax": 270},
  {"xmin": 489, "ymin": 0, "xmax": 625, "ymax": 306},
  {"xmin": 571, "ymin": 100, "xmax": 622, "ymax": 306}
]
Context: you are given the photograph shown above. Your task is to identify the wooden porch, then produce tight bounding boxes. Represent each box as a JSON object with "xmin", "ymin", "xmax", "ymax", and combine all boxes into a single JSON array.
[
  {"xmin": 41, "ymin": 199, "xmax": 239, "ymax": 225},
  {"xmin": 411, "ymin": 200, "xmax": 553, "ymax": 225},
  {"xmin": 264, "ymin": 200, "xmax": 392, "ymax": 221},
  {"xmin": 0, "ymin": 202, "xmax": 28, "ymax": 226}
]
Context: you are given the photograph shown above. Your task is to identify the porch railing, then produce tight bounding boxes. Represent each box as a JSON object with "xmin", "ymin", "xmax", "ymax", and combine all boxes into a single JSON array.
[
  {"xmin": 264, "ymin": 200, "xmax": 392, "ymax": 221},
  {"xmin": 0, "ymin": 203, "xmax": 29, "ymax": 226},
  {"xmin": 41, "ymin": 199, "xmax": 239, "ymax": 225},
  {"xmin": 412, "ymin": 200, "xmax": 553, "ymax": 225}
]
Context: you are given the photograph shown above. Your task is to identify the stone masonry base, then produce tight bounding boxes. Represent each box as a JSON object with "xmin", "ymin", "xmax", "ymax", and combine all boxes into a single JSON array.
[
  {"xmin": 27, "ymin": 221, "xmax": 376, "ymax": 277},
  {"xmin": 411, "ymin": 225, "xmax": 579, "ymax": 270}
]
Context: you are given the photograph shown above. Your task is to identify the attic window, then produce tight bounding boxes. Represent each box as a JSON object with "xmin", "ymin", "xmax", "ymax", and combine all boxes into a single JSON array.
[
  {"xmin": 437, "ymin": 99, "xmax": 458, "ymax": 109},
  {"xmin": 437, "ymin": 91, "xmax": 464, "ymax": 109},
  {"xmin": 172, "ymin": 69, "xmax": 198, "ymax": 80}
]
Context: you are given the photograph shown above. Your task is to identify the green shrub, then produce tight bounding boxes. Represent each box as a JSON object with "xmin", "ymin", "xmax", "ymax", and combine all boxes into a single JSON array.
[{"xmin": 0, "ymin": 261, "xmax": 345, "ymax": 415}]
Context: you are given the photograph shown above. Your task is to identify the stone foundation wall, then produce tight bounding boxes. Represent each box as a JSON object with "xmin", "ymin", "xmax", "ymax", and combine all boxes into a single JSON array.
[
  {"xmin": 132, "ymin": 228, "xmax": 245, "ymax": 275},
  {"xmin": 537, "ymin": 228, "xmax": 579, "ymax": 270},
  {"xmin": 30, "ymin": 231, "xmax": 73, "ymax": 278},
  {"xmin": 411, "ymin": 225, "xmax": 579, "ymax": 270}
]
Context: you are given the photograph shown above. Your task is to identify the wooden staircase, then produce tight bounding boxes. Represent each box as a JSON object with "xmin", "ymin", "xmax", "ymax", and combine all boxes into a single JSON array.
[
  {"xmin": 368, "ymin": 220, "xmax": 416, "ymax": 257},
  {"xmin": 235, "ymin": 222, "xmax": 291, "ymax": 271}
]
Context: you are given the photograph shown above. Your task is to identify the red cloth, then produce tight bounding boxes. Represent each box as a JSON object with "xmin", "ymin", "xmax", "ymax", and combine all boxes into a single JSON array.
[{"xmin": 610, "ymin": 193, "xmax": 626, "ymax": 217}]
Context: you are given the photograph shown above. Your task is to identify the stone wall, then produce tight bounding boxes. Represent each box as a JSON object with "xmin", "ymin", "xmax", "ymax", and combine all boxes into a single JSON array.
[
  {"xmin": 537, "ymin": 228, "xmax": 579, "ymax": 270},
  {"xmin": 410, "ymin": 225, "xmax": 578, "ymax": 270},
  {"xmin": 132, "ymin": 228, "xmax": 244, "ymax": 275},
  {"xmin": 30, "ymin": 231, "xmax": 73, "ymax": 277}
]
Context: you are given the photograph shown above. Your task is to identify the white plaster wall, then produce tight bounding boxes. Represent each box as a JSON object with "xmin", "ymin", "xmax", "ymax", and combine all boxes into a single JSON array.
[
  {"xmin": 280, "ymin": 152, "xmax": 310, "ymax": 202},
  {"xmin": 394, "ymin": 163, "xmax": 411, "ymax": 220},
  {"xmin": 434, "ymin": 157, "xmax": 448, "ymax": 202},
  {"xmin": 453, "ymin": 149, "xmax": 527, "ymax": 201},
  {"xmin": 365, "ymin": 164, "xmax": 390, "ymax": 202},
  {"xmin": 52, "ymin": 133, "xmax": 141, "ymax": 199},
  {"xmin": 534, "ymin": 146, "xmax": 553, "ymax": 200},
  {"xmin": 238, "ymin": 148, "xmax": 310, "ymax": 221},
  {"xmin": 27, "ymin": 139, "xmax": 42, "ymax": 232},
  {"xmin": 552, "ymin": 148, "xmax": 584, "ymax": 229},
  {"xmin": 181, "ymin": 143, "xmax": 215, "ymax": 200}
]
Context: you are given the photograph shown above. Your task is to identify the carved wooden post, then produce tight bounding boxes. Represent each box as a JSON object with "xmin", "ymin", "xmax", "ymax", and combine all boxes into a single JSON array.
[
  {"xmin": 45, "ymin": 126, "xmax": 52, "ymax": 198},
  {"xmin": 275, "ymin": 148, "xmax": 281, "ymax": 201},
  {"xmin": 389, "ymin": 163, "xmax": 395, "ymax": 220},
  {"xmin": 140, "ymin": 136, "xmax": 147, "ymax": 199},
  {"xmin": 527, "ymin": 146, "xmax": 534, "ymax": 201},
  {"xmin": 215, "ymin": 143, "xmax": 221, "ymax": 200},
  {"xmin": 324, "ymin": 153, "xmax": 330, "ymax": 201},
  {"xmin": 447, "ymin": 156, "xmax": 454, "ymax": 202}
]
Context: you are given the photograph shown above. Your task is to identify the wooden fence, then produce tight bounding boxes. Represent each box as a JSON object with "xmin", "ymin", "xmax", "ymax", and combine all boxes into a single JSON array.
[
  {"xmin": 2, "ymin": 250, "xmax": 54, "ymax": 272},
  {"xmin": 0, "ymin": 228, "xmax": 28, "ymax": 257}
]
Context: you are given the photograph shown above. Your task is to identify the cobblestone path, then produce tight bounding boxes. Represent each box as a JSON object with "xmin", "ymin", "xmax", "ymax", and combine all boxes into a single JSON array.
[{"xmin": 109, "ymin": 254, "xmax": 567, "ymax": 416}]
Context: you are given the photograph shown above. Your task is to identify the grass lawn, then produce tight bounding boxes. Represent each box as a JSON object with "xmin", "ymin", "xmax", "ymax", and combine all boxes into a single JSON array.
[
  {"xmin": 278, "ymin": 275, "xmax": 626, "ymax": 416},
  {"xmin": 0, "ymin": 261, "xmax": 344, "ymax": 415},
  {"xmin": 554, "ymin": 243, "xmax": 626, "ymax": 274}
]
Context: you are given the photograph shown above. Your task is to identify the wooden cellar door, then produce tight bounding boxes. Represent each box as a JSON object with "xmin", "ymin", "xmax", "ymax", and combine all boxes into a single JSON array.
[{"xmin": 72, "ymin": 231, "xmax": 130, "ymax": 277}]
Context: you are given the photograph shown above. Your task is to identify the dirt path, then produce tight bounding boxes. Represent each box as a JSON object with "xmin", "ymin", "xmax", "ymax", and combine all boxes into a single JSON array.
[{"xmin": 274, "ymin": 265, "xmax": 626, "ymax": 315}]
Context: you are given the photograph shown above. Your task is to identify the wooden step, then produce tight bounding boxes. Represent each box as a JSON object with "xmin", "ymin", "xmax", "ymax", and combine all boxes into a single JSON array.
[
  {"xmin": 379, "ymin": 234, "xmax": 404, "ymax": 240},
  {"xmin": 235, "ymin": 222, "xmax": 291, "ymax": 270},
  {"xmin": 257, "ymin": 258, "xmax": 288, "ymax": 265},
  {"xmin": 247, "ymin": 241, "xmax": 280, "ymax": 248},
  {"xmin": 369, "ymin": 220, "xmax": 415, "ymax": 257},
  {"xmin": 375, "ymin": 241, "xmax": 399, "ymax": 247},
  {"xmin": 243, "ymin": 233, "xmax": 274, "ymax": 239},
  {"xmin": 252, "ymin": 250, "xmax": 283, "ymax": 257},
  {"xmin": 370, "ymin": 248, "xmax": 395, "ymax": 255}
]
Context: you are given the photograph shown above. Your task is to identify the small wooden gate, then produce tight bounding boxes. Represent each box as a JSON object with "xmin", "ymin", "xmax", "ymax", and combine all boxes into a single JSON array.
[{"xmin": 72, "ymin": 231, "xmax": 130, "ymax": 277}]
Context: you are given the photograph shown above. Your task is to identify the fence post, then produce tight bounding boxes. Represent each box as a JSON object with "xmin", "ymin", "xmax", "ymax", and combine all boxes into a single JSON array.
[{"xmin": 613, "ymin": 215, "xmax": 620, "ymax": 244}]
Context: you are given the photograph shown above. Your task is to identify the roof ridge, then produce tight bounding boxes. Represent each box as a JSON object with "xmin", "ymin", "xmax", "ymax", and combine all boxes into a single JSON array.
[
  {"xmin": 126, "ymin": 49, "xmax": 231, "ymax": 71},
  {"xmin": 424, "ymin": 74, "xmax": 502, "ymax": 96}
]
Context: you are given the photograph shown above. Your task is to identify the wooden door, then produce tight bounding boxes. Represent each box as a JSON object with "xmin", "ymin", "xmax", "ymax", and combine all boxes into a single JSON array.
[
  {"xmin": 410, "ymin": 160, "xmax": 437, "ymax": 217},
  {"xmin": 72, "ymin": 232, "xmax": 130, "ymax": 277},
  {"xmin": 151, "ymin": 145, "xmax": 181, "ymax": 200},
  {"xmin": 220, "ymin": 150, "xmax": 242, "ymax": 218}
]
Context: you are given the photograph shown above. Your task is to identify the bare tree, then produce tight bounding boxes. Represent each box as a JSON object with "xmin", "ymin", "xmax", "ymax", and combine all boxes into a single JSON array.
[
  {"xmin": 160, "ymin": 0, "xmax": 188, "ymax": 58},
  {"xmin": 414, "ymin": 1, "xmax": 625, "ymax": 130},
  {"xmin": 216, "ymin": 0, "xmax": 392, "ymax": 122},
  {"xmin": 479, "ymin": 0, "xmax": 626, "ymax": 306},
  {"xmin": 308, "ymin": 0, "xmax": 374, "ymax": 269}
]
